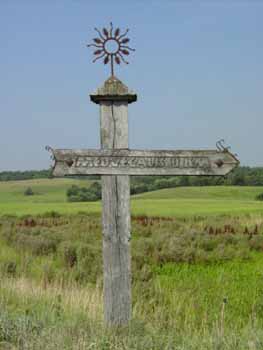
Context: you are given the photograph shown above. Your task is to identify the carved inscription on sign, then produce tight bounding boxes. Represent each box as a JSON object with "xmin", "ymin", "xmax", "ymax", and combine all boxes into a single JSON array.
[
  {"xmin": 73, "ymin": 156, "xmax": 210, "ymax": 169},
  {"xmin": 51, "ymin": 149, "xmax": 239, "ymax": 176}
]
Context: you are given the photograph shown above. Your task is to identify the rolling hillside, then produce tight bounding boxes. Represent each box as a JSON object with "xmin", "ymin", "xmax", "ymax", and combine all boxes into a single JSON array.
[{"xmin": 1, "ymin": 179, "xmax": 263, "ymax": 217}]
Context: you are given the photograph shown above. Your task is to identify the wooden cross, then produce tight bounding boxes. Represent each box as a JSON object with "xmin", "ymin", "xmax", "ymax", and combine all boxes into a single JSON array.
[
  {"xmin": 48, "ymin": 76, "xmax": 238, "ymax": 327},
  {"xmin": 47, "ymin": 24, "xmax": 239, "ymax": 327}
]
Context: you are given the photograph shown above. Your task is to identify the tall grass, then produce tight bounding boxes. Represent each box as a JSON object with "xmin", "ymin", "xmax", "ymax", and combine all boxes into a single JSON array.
[{"xmin": 2, "ymin": 213, "xmax": 263, "ymax": 348}]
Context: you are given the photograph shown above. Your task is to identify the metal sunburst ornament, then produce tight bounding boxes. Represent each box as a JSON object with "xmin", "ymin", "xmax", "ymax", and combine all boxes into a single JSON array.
[{"xmin": 87, "ymin": 23, "xmax": 135, "ymax": 76}]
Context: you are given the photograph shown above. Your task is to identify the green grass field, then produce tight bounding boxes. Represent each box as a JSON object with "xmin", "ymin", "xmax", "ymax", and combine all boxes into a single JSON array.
[{"xmin": 1, "ymin": 178, "xmax": 263, "ymax": 217}]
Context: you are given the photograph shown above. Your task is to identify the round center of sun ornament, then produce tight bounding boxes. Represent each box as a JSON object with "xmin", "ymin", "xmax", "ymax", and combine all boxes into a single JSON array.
[{"xmin": 104, "ymin": 39, "xmax": 119, "ymax": 55}]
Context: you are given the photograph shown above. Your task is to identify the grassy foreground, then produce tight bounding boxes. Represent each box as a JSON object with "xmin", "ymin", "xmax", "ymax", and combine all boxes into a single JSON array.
[
  {"xmin": 1, "ymin": 180, "xmax": 263, "ymax": 348},
  {"xmin": 1, "ymin": 212, "xmax": 263, "ymax": 349}
]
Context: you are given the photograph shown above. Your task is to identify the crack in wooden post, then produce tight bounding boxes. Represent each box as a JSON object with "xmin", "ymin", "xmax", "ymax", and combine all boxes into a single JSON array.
[{"xmin": 90, "ymin": 76, "xmax": 137, "ymax": 326}]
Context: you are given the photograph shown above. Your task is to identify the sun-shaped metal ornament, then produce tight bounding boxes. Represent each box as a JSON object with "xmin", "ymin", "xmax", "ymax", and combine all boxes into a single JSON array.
[{"xmin": 87, "ymin": 23, "xmax": 135, "ymax": 76}]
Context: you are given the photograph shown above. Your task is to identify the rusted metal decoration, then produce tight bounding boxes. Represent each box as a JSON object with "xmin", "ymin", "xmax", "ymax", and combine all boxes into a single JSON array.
[{"xmin": 87, "ymin": 22, "xmax": 135, "ymax": 76}]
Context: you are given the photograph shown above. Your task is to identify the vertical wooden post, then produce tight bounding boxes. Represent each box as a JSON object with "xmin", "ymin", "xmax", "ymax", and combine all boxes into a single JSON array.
[{"xmin": 90, "ymin": 76, "xmax": 137, "ymax": 326}]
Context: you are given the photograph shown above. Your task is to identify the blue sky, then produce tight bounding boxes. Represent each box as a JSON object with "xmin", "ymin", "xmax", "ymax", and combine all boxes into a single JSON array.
[{"xmin": 1, "ymin": 1, "xmax": 262, "ymax": 171}]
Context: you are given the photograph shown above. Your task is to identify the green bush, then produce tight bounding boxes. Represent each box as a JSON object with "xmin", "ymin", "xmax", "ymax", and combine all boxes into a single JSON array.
[
  {"xmin": 255, "ymin": 193, "xmax": 263, "ymax": 201},
  {"xmin": 24, "ymin": 187, "xmax": 34, "ymax": 196},
  {"xmin": 67, "ymin": 182, "xmax": 101, "ymax": 202},
  {"xmin": 154, "ymin": 179, "xmax": 173, "ymax": 190},
  {"xmin": 130, "ymin": 183, "xmax": 149, "ymax": 195}
]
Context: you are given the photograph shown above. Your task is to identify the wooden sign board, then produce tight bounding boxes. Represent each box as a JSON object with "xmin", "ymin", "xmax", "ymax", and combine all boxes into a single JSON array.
[{"xmin": 51, "ymin": 149, "xmax": 239, "ymax": 177}]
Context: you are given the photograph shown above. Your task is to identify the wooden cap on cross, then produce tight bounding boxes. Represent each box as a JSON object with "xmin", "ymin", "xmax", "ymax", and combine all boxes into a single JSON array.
[{"xmin": 90, "ymin": 76, "xmax": 137, "ymax": 104}]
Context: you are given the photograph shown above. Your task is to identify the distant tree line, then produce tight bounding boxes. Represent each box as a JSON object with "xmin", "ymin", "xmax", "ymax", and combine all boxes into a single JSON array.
[
  {"xmin": 0, "ymin": 170, "xmax": 51, "ymax": 181},
  {"xmin": 131, "ymin": 166, "xmax": 263, "ymax": 192},
  {"xmin": 0, "ymin": 170, "xmax": 99, "ymax": 182},
  {"xmin": 65, "ymin": 167, "xmax": 263, "ymax": 202},
  {"xmin": 2, "ymin": 166, "xmax": 263, "ymax": 192},
  {"xmin": 131, "ymin": 167, "xmax": 263, "ymax": 190}
]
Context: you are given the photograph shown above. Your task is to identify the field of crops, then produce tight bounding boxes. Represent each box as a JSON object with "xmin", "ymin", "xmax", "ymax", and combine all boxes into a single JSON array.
[{"xmin": 1, "ymin": 180, "xmax": 263, "ymax": 349}]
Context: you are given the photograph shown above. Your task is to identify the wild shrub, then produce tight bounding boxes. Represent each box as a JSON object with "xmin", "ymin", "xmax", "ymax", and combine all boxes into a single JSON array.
[
  {"xmin": 1, "ymin": 261, "xmax": 17, "ymax": 276},
  {"xmin": 42, "ymin": 211, "xmax": 61, "ymax": 218},
  {"xmin": 32, "ymin": 237, "xmax": 57, "ymax": 256},
  {"xmin": 0, "ymin": 225, "xmax": 16, "ymax": 245},
  {"xmin": 67, "ymin": 182, "xmax": 101, "ymax": 202},
  {"xmin": 215, "ymin": 243, "xmax": 236, "ymax": 261},
  {"xmin": 24, "ymin": 187, "xmax": 34, "ymax": 196},
  {"xmin": 0, "ymin": 311, "xmax": 42, "ymax": 344},
  {"xmin": 133, "ymin": 238, "xmax": 154, "ymax": 269},
  {"xmin": 59, "ymin": 242, "xmax": 78, "ymax": 268},
  {"xmin": 4, "ymin": 224, "xmax": 62, "ymax": 250},
  {"xmin": 255, "ymin": 193, "xmax": 263, "ymax": 201},
  {"xmin": 152, "ymin": 234, "xmax": 187, "ymax": 264},
  {"xmin": 133, "ymin": 230, "xmax": 254, "ymax": 266},
  {"xmin": 130, "ymin": 183, "xmax": 149, "ymax": 195},
  {"xmin": 16, "ymin": 235, "xmax": 57, "ymax": 256},
  {"xmin": 154, "ymin": 179, "xmax": 174, "ymax": 190},
  {"xmin": 249, "ymin": 235, "xmax": 263, "ymax": 251},
  {"xmin": 76, "ymin": 244, "xmax": 102, "ymax": 283},
  {"xmin": 222, "ymin": 234, "xmax": 239, "ymax": 245},
  {"xmin": 42, "ymin": 263, "xmax": 55, "ymax": 286},
  {"xmin": 199, "ymin": 236, "xmax": 218, "ymax": 252},
  {"xmin": 133, "ymin": 250, "xmax": 150, "ymax": 270},
  {"xmin": 193, "ymin": 248, "xmax": 211, "ymax": 264},
  {"xmin": 139, "ymin": 264, "xmax": 153, "ymax": 282}
]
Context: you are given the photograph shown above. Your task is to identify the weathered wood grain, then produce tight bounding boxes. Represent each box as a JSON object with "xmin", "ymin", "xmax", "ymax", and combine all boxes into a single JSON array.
[
  {"xmin": 100, "ymin": 101, "xmax": 132, "ymax": 326},
  {"xmin": 52, "ymin": 149, "xmax": 239, "ymax": 176}
]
